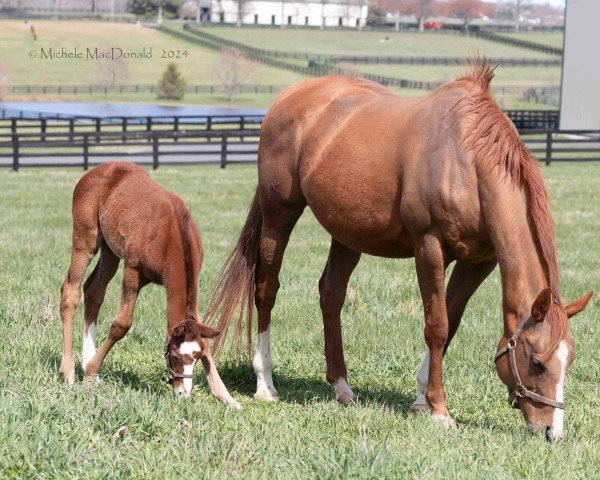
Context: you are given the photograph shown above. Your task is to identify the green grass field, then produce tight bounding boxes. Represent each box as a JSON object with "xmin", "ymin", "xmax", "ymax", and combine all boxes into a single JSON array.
[
  {"xmin": 0, "ymin": 21, "xmax": 562, "ymax": 109},
  {"xmin": 0, "ymin": 163, "xmax": 598, "ymax": 478},
  {"xmin": 499, "ymin": 31, "xmax": 564, "ymax": 49},
  {"xmin": 203, "ymin": 26, "xmax": 556, "ymax": 58},
  {"xmin": 0, "ymin": 21, "xmax": 304, "ymax": 87}
]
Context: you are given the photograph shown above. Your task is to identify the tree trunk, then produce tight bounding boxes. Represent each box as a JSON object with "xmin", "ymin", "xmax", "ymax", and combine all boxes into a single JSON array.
[
  {"xmin": 394, "ymin": 8, "xmax": 400, "ymax": 31},
  {"xmin": 418, "ymin": 15, "xmax": 424, "ymax": 32},
  {"xmin": 281, "ymin": 1, "xmax": 285, "ymax": 28}
]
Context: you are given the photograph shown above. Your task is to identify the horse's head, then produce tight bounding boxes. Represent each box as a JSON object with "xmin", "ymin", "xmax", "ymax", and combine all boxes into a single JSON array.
[
  {"xmin": 495, "ymin": 289, "xmax": 592, "ymax": 441},
  {"xmin": 165, "ymin": 318, "xmax": 220, "ymax": 398}
]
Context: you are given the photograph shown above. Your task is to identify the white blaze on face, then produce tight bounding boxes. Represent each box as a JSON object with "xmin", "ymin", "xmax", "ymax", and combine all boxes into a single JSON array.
[
  {"xmin": 82, "ymin": 323, "xmax": 97, "ymax": 373},
  {"xmin": 549, "ymin": 340, "xmax": 569, "ymax": 440},
  {"xmin": 178, "ymin": 341, "xmax": 201, "ymax": 395}
]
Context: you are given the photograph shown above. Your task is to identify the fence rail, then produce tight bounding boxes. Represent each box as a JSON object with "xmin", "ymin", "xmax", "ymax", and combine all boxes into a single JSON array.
[
  {"xmin": 0, "ymin": 110, "xmax": 559, "ymax": 132},
  {"xmin": 471, "ymin": 30, "xmax": 563, "ymax": 56},
  {"xmin": 1, "ymin": 127, "xmax": 598, "ymax": 170},
  {"xmin": 174, "ymin": 25, "xmax": 559, "ymax": 95},
  {"xmin": 0, "ymin": 84, "xmax": 288, "ymax": 96}
]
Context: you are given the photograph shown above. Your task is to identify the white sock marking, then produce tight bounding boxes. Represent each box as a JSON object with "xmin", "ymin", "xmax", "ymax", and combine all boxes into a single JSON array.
[
  {"xmin": 549, "ymin": 340, "xmax": 568, "ymax": 440},
  {"xmin": 253, "ymin": 327, "xmax": 276, "ymax": 395},
  {"xmin": 82, "ymin": 323, "xmax": 97, "ymax": 373},
  {"xmin": 412, "ymin": 351, "xmax": 430, "ymax": 408},
  {"xmin": 333, "ymin": 378, "xmax": 355, "ymax": 403}
]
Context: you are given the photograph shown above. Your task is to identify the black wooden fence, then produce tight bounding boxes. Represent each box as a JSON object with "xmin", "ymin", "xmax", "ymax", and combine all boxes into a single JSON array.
[
  {"xmin": 470, "ymin": 30, "xmax": 563, "ymax": 56},
  {"xmin": 0, "ymin": 84, "xmax": 288, "ymax": 96},
  {"xmin": 173, "ymin": 26, "xmax": 559, "ymax": 94}
]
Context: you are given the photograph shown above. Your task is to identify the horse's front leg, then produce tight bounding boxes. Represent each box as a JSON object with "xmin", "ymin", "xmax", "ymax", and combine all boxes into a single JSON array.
[
  {"xmin": 411, "ymin": 258, "xmax": 497, "ymax": 412},
  {"xmin": 414, "ymin": 233, "xmax": 455, "ymax": 427}
]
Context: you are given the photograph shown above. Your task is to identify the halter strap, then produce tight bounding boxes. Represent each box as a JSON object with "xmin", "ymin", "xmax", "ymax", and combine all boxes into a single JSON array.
[
  {"xmin": 494, "ymin": 321, "xmax": 565, "ymax": 410},
  {"xmin": 164, "ymin": 347, "xmax": 194, "ymax": 383}
]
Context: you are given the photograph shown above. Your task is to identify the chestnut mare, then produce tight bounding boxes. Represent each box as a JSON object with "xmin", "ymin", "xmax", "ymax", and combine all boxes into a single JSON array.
[
  {"xmin": 59, "ymin": 163, "xmax": 240, "ymax": 408},
  {"xmin": 206, "ymin": 60, "xmax": 591, "ymax": 439}
]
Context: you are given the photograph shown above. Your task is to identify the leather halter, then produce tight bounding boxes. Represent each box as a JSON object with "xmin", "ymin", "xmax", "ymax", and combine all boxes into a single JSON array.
[
  {"xmin": 494, "ymin": 318, "xmax": 564, "ymax": 410},
  {"xmin": 164, "ymin": 346, "xmax": 194, "ymax": 384}
]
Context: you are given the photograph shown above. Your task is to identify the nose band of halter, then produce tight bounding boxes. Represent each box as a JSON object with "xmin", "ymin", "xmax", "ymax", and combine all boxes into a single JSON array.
[
  {"xmin": 494, "ymin": 322, "xmax": 565, "ymax": 410},
  {"xmin": 164, "ymin": 347, "xmax": 195, "ymax": 384}
]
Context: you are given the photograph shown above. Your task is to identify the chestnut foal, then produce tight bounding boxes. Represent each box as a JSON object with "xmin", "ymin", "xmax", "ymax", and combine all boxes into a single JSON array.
[{"xmin": 59, "ymin": 162, "xmax": 240, "ymax": 408}]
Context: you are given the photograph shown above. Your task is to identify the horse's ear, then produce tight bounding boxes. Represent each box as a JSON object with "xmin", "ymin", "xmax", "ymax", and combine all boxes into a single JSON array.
[
  {"xmin": 532, "ymin": 288, "xmax": 552, "ymax": 321},
  {"xmin": 565, "ymin": 291, "xmax": 593, "ymax": 319},
  {"xmin": 198, "ymin": 324, "xmax": 220, "ymax": 339},
  {"xmin": 171, "ymin": 323, "xmax": 188, "ymax": 339}
]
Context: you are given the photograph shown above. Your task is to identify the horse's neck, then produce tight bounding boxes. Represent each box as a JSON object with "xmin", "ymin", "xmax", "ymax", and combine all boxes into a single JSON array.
[
  {"xmin": 164, "ymin": 266, "xmax": 199, "ymax": 329},
  {"xmin": 482, "ymin": 178, "xmax": 549, "ymax": 336}
]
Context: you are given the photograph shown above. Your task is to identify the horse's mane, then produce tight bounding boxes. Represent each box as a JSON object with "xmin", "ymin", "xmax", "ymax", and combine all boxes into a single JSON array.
[
  {"xmin": 170, "ymin": 195, "xmax": 197, "ymax": 320},
  {"xmin": 454, "ymin": 58, "xmax": 565, "ymax": 360}
]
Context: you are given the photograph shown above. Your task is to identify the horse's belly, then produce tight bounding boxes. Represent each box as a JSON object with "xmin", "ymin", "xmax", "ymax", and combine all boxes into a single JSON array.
[{"xmin": 302, "ymin": 170, "xmax": 413, "ymax": 258}]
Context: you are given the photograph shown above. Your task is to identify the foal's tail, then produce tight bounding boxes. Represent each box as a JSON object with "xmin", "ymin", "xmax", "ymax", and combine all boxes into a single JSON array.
[{"xmin": 205, "ymin": 190, "xmax": 262, "ymax": 357}]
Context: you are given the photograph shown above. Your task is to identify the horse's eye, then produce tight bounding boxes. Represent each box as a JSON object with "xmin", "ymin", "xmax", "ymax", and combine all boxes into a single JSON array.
[{"xmin": 532, "ymin": 357, "xmax": 544, "ymax": 369}]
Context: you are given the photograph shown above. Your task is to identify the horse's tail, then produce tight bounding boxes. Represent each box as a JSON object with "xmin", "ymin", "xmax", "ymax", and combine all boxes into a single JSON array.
[{"xmin": 205, "ymin": 190, "xmax": 262, "ymax": 357}]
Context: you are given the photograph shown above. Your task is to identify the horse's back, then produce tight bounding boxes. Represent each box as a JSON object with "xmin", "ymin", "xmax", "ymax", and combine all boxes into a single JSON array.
[{"xmin": 258, "ymin": 76, "xmax": 486, "ymax": 259}]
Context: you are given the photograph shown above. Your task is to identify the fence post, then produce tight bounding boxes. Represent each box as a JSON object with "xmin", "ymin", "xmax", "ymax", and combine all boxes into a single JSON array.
[
  {"xmin": 545, "ymin": 131, "xmax": 552, "ymax": 166},
  {"xmin": 12, "ymin": 134, "xmax": 19, "ymax": 172},
  {"xmin": 174, "ymin": 117, "xmax": 179, "ymax": 143},
  {"xmin": 95, "ymin": 118, "xmax": 100, "ymax": 143},
  {"xmin": 152, "ymin": 133, "xmax": 159, "ymax": 170},
  {"xmin": 83, "ymin": 134, "xmax": 89, "ymax": 170},
  {"xmin": 220, "ymin": 135, "xmax": 227, "ymax": 169},
  {"xmin": 69, "ymin": 118, "xmax": 74, "ymax": 142},
  {"xmin": 147, "ymin": 117, "xmax": 152, "ymax": 143},
  {"xmin": 206, "ymin": 116, "xmax": 212, "ymax": 131},
  {"xmin": 11, "ymin": 118, "xmax": 17, "ymax": 136},
  {"xmin": 122, "ymin": 118, "xmax": 127, "ymax": 143},
  {"xmin": 41, "ymin": 118, "xmax": 47, "ymax": 141}
]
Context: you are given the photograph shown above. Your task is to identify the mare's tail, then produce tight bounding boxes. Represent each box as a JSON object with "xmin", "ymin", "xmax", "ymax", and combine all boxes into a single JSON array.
[{"xmin": 204, "ymin": 190, "xmax": 262, "ymax": 357}]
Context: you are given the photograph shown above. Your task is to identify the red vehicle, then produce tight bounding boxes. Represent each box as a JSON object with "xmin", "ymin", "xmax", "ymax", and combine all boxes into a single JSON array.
[{"xmin": 423, "ymin": 21, "xmax": 443, "ymax": 30}]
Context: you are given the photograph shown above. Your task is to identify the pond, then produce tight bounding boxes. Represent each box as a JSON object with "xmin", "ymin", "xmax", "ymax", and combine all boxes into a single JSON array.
[{"xmin": 0, "ymin": 102, "xmax": 268, "ymax": 119}]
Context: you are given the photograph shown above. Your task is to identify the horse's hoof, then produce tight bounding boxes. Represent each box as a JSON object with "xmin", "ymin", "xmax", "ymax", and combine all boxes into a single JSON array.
[
  {"xmin": 84, "ymin": 374, "xmax": 101, "ymax": 386},
  {"xmin": 333, "ymin": 379, "xmax": 355, "ymax": 405},
  {"xmin": 432, "ymin": 413, "xmax": 458, "ymax": 429},
  {"xmin": 228, "ymin": 400, "xmax": 243, "ymax": 410},
  {"xmin": 59, "ymin": 360, "xmax": 75, "ymax": 385},
  {"xmin": 254, "ymin": 389, "xmax": 278, "ymax": 402},
  {"xmin": 409, "ymin": 401, "xmax": 431, "ymax": 413}
]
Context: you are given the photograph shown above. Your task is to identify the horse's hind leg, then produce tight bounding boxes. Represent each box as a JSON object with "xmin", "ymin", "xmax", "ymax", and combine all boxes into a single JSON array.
[
  {"xmin": 319, "ymin": 239, "xmax": 361, "ymax": 404},
  {"xmin": 59, "ymin": 225, "xmax": 101, "ymax": 384},
  {"xmin": 253, "ymin": 202, "xmax": 305, "ymax": 401},
  {"xmin": 82, "ymin": 243, "xmax": 120, "ymax": 374},
  {"xmin": 84, "ymin": 266, "xmax": 143, "ymax": 381},
  {"xmin": 411, "ymin": 257, "xmax": 497, "ymax": 414}
]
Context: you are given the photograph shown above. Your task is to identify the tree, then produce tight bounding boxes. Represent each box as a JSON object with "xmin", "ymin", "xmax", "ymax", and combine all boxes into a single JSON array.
[
  {"xmin": 379, "ymin": 0, "xmax": 438, "ymax": 32},
  {"xmin": 366, "ymin": 3, "xmax": 387, "ymax": 27},
  {"xmin": 234, "ymin": 0, "xmax": 250, "ymax": 26},
  {"xmin": 444, "ymin": 0, "xmax": 490, "ymax": 31},
  {"xmin": 213, "ymin": 48, "xmax": 255, "ymax": 102},
  {"xmin": 89, "ymin": 49, "xmax": 131, "ymax": 91},
  {"xmin": 156, "ymin": 62, "xmax": 186, "ymax": 100}
]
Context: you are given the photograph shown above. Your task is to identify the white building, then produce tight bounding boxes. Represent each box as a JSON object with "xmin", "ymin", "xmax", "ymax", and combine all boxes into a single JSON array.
[{"xmin": 190, "ymin": 0, "xmax": 369, "ymax": 29}]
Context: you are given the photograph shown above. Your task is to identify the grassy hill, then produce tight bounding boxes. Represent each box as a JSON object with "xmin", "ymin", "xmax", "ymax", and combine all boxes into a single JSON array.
[
  {"xmin": 201, "ymin": 26, "xmax": 557, "ymax": 58},
  {"xmin": 0, "ymin": 21, "xmax": 304, "ymax": 87},
  {"xmin": 0, "ymin": 21, "xmax": 561, "ymax": 108}
]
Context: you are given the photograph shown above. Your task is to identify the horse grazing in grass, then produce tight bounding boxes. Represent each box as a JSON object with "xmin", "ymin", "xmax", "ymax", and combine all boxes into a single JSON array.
[
  {"xmin": 59, "ymin": 162, "xmax": 240, "ymax": 408},
  {"xmin": 206, "ymin": 60, "xmax": 592, "ymax": 439}
]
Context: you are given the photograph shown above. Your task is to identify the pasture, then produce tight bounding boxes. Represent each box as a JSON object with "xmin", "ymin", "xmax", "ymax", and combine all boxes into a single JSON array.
[
  {"xmin": 0, "ymin": 164, "xmax": 598, "ymax": 478},
  {"xmin": 0, "ymin": 21, "xmax": 303, "ymax": 89},
  {"xmin": 1, "ymin": 21, "xmax": 561, "ymax": 109}
]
